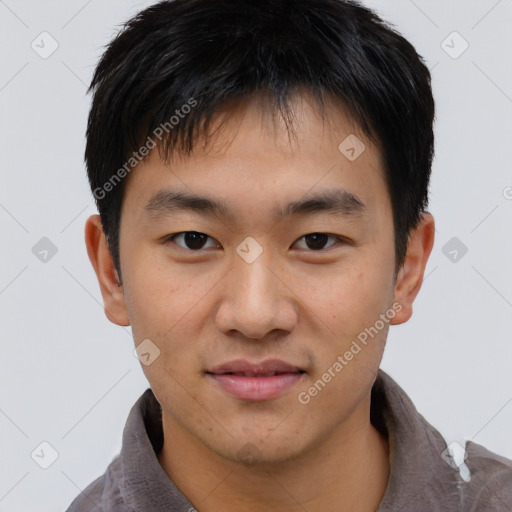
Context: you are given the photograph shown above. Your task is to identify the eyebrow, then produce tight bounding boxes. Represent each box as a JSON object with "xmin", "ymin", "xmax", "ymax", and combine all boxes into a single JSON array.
[{"xmin": 144, "ymin": 189, "xmax": 366, "ymax": 221}]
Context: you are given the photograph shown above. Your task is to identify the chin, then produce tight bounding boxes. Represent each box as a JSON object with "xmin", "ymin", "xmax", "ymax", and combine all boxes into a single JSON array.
[{"xmin": 204, "ymin": 431, "xmax": 309, "ymax": 467}]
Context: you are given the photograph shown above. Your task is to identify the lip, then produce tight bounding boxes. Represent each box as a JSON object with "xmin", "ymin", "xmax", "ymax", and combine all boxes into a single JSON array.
[{"xmin": 206, "ymin": 359, "xmax": 306, "ymax": 402}]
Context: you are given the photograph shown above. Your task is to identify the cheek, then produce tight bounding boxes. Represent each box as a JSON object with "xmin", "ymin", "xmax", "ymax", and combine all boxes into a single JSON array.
[
  {"xmin": 123, "ymin": 263, "xmax": 209, "ymax": 402},
  {"xmin": 295, "ymin": 263, "xmax": 393, "ymax": 416},
  {"xmin": 122, "ymin": 254, "xmax": 222, "ymax": 376},
  {"xmin": 122, "ymin": 249, "xmax": 200, "ymax": 333},
  {"xmin": 300, "ymin": 255, "xmax": 395, "ymax": 332}
]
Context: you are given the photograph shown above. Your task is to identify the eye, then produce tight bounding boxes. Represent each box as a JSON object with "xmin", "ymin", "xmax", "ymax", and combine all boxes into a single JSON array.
[
  {"xmin": 165, "ymin": 231, "xmax": 220, "ymax": 251},
  {"xmin": 164, "ymin": 231, "xmax": 346, "ymax": 252},
  {"xmin": 292, "ymin": 233, "xmax": 343, "ymax": 251}
]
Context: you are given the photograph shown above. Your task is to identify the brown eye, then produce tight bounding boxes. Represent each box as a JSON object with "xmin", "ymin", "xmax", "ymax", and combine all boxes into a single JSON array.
[
  {"xmin": 293, "ymin": 233, "xmax": 340, "ymax": 251},
  {"xmin": 167, "ymin": 231, "xmax": 219, "ymax": 251}
]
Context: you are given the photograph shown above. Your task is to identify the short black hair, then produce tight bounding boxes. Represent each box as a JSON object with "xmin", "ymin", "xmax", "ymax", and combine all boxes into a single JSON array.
[{"xmin": 86, "ymin": 0, "xmax": 435, "ymax": 283}]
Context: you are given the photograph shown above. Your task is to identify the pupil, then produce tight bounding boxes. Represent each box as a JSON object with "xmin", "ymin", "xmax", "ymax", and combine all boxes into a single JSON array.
[
  {"xmin": 182, "ymin": 233, "xmax": 329, "ymax": 250},
  {"xmin": 185, "ymin": 232, "xmax": 206, "ymax": 250},
  {"xmin": 306, "ymin": 233, "xmax": 328, "ymax": 250}
]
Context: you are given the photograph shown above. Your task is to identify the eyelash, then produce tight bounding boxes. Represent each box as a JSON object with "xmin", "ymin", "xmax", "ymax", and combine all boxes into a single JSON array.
[{"xmin": 163, "ymin": 231, "xmax": 348, "ymax": 252}]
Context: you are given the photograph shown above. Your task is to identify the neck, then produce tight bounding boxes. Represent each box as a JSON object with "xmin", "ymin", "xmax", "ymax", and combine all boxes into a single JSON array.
[{"xmin": 157, "ymin": 392, "xmax": 390, "ymax": 512}]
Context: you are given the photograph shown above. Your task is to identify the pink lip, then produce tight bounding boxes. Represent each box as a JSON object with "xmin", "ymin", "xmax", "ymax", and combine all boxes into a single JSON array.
[{"xmin": 206, "ymin": 359, "xmax": 306, "ymax": 402}]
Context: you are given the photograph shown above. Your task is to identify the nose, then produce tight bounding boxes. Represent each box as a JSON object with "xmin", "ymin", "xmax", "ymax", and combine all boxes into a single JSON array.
[{"xmin": 214, "ymin": 248, "xmax": 298, "ymax": 341}]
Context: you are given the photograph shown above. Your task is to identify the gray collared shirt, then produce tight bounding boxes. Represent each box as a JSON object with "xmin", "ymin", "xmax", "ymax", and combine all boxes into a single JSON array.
[{"xmin": 65, "ymin": 369, "xmax": 512, "ymax": 511}]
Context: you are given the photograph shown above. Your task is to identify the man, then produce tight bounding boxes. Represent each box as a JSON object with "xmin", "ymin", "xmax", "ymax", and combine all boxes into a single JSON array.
[{"xmin": 67, "ymin": 0, "xmax": 512, "ymax": 510}]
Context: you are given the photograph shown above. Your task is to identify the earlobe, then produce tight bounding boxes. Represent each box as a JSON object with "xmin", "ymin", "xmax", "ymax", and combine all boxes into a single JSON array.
[
  {"xmin": 390, "ymin": 213, "xmax": 435, "ymax": 326},
  {"xmin": 84, "ymin": 214, "xmax": 131, "ymax": 326}
]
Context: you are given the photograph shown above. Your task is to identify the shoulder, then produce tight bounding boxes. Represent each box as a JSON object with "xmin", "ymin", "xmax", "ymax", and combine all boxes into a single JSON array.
[
  {"xmin": 65, "ymin": 456, "xmax": 124, "ymax": 512},
  {"xmin": 461, "ymin": 440, "xmax": 512, "ymax": 510}
]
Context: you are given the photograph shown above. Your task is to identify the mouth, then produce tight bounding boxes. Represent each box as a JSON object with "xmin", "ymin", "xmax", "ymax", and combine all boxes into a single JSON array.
[{"xmin": 206, "ymin": 359, "xmax": 306, "ymax": 402}]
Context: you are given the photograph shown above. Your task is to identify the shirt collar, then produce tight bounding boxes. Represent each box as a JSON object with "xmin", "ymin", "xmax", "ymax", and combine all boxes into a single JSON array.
[
  {"xmin": 372, "ymin": 370, "xmax": 462, "ymax": 511},
  {"xmin": 118, "ymin": 388, "xmax": 196, "ymax": 510}
]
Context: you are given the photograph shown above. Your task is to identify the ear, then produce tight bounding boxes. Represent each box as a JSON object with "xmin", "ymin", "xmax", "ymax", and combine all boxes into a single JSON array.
[
  {"xmin": 84, "ymin": 214, "xmax": 130, "ymax": 326},
  {"xmin": 390, "ymin": 212, "xmax": 435, "ymax": 325}
]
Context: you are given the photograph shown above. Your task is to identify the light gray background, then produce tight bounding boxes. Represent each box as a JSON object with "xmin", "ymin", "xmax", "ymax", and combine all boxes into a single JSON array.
[{"xmin": 1, "ymin": 0, "xmax": 511, "ymax": 510}]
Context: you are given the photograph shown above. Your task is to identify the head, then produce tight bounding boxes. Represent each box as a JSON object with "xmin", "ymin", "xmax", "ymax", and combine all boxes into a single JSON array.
[{"xmin": 85, "ymin": 0, "xmax": 435, "ymax": 464}]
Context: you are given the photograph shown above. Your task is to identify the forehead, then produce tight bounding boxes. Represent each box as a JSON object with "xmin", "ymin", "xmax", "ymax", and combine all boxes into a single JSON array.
[
  {"xmin": 122, "ymin": 92, "xmax": 389, "ymax": 223},
  {"xmin": 168, "ymin": 92, "xmax": 381, "ymax": 164}
]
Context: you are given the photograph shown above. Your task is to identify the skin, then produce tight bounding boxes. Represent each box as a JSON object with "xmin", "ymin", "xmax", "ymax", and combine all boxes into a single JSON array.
[{"xmin": 85, "ymin": 92, "xmax": 435, "ymax": 511}]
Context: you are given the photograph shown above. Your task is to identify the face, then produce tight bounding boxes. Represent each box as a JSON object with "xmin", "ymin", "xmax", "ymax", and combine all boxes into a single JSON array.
[{"xmin": 89, "ymin": 93, "xmax": 430, "ymax": 465}]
